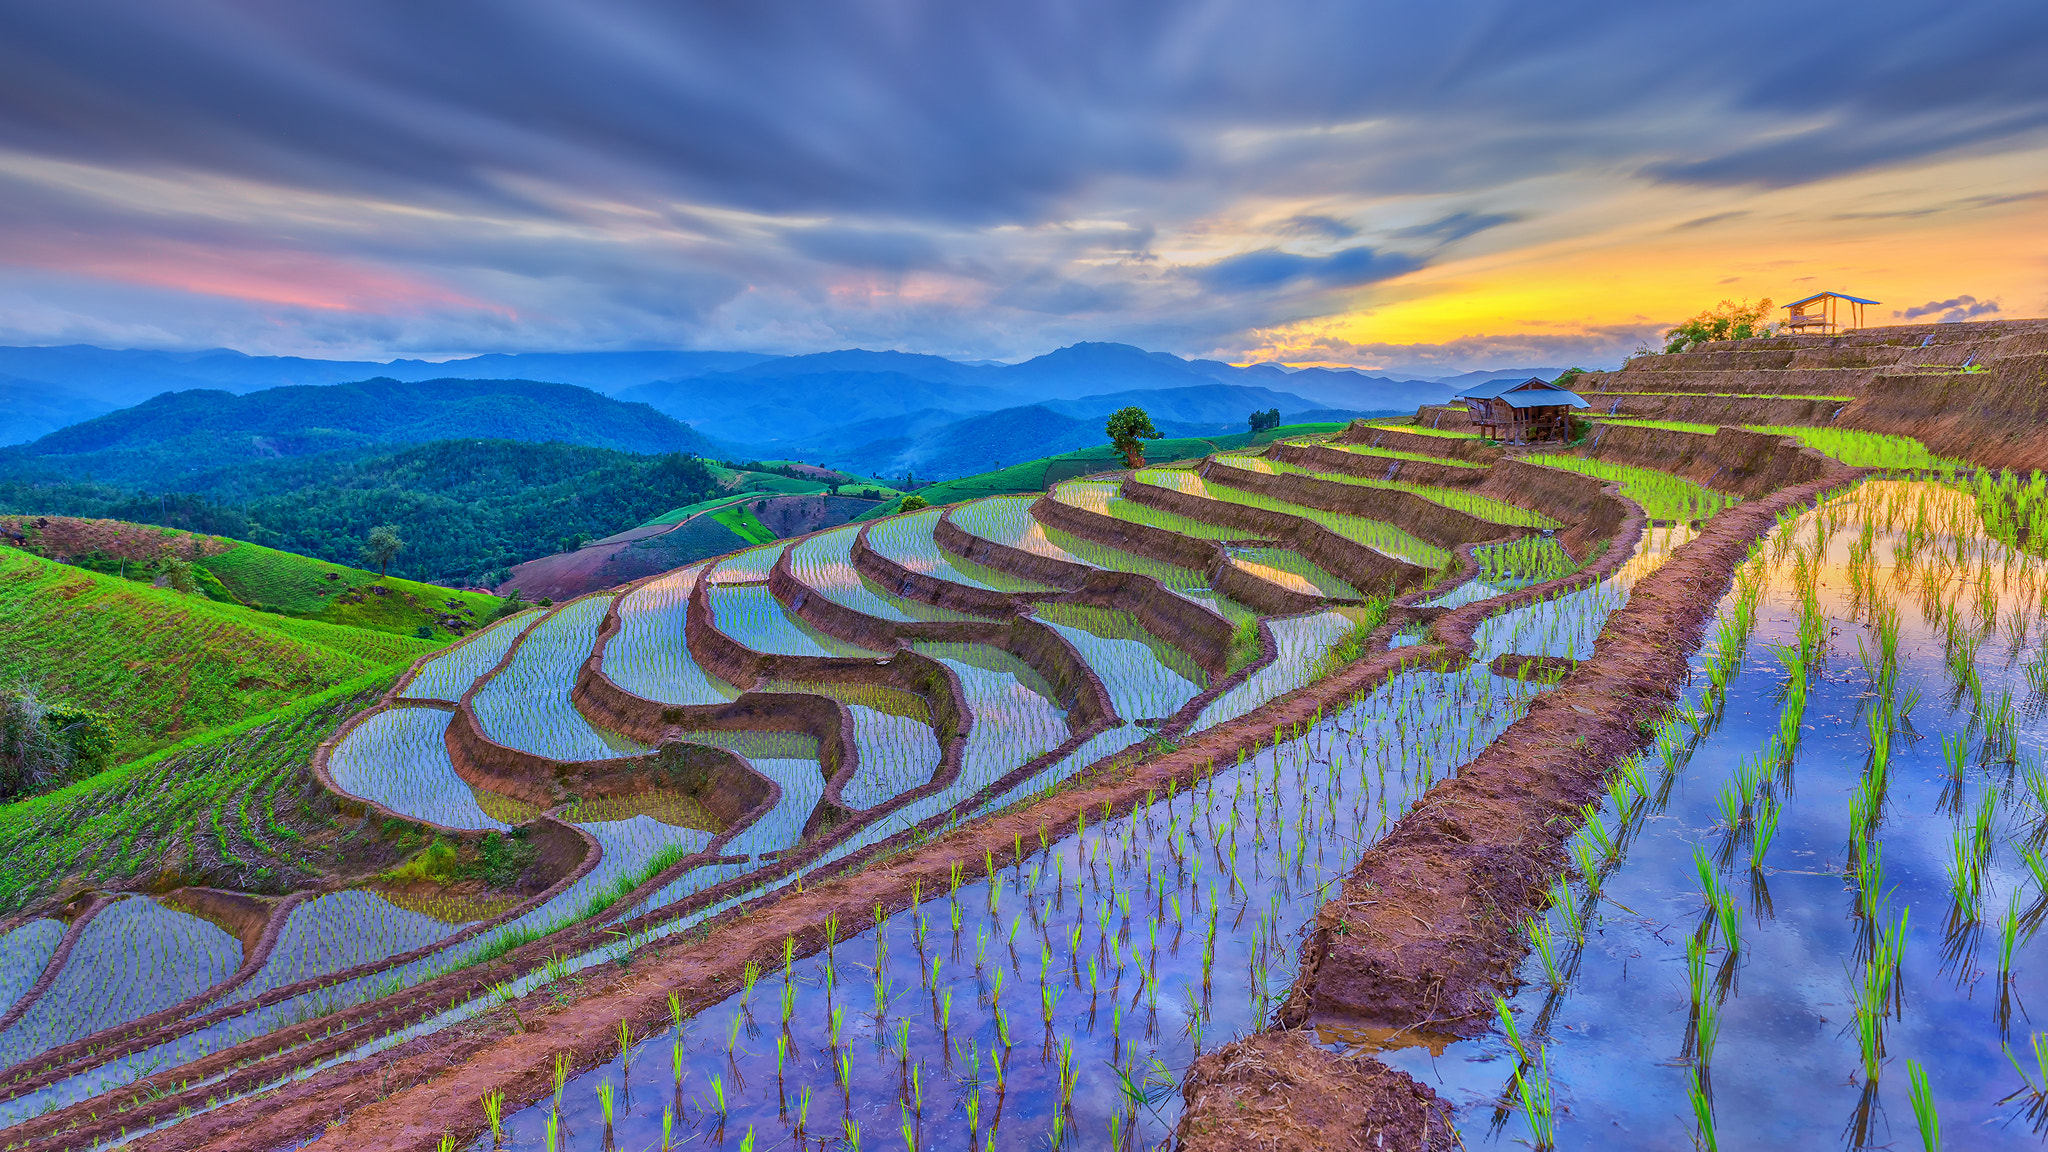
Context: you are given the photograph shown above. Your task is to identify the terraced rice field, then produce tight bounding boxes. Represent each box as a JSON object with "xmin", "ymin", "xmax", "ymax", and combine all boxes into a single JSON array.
[
  {"xmin": 1215, "ymin": 455, "xmax": 1561, "ymax": 527},
  {"xmin": 325, "ymin": 706, "xmax": 509, "ymax": 830},
  {"xmin": 3, "ymin": 413, "xmax": 1826, "ymax": 1152},
  {"xmin": 1524, "ymin": 451, "xmax": 1741, "ymax": 521},
  {"xmin": 1132, "ymin": 467, "xmax": 1453, "ymax": 567}
]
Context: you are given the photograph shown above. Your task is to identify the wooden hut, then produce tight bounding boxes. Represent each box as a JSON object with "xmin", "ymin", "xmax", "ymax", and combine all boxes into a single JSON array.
[
  {"xmin": 1453, "ymin": 377, "xmax": 1590, "ymax": 443},
  {"xmin": 1783, "ymin": 292, "xmax": 1878, "ymax": 334}
]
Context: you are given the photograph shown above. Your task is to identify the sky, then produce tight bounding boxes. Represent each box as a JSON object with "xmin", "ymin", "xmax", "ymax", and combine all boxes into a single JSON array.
[{"xmin": 0, "ymin": 0, "xmax": 2043, "ymax": 375}]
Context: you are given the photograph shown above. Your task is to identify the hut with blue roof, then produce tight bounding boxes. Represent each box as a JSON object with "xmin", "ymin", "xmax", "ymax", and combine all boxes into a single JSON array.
[{"xmin": 1453, "ymin": 377, "xmax": 1589, "ymax": 443}]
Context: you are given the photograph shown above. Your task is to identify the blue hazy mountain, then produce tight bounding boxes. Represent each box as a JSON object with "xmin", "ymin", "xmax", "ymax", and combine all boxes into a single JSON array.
[{"xmin": 0, "ymin": 339, "xmax": 1471, "ymax": 450}]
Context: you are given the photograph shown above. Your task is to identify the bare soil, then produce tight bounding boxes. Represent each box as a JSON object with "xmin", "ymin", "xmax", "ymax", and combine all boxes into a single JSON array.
[
  {"xmin": 0, "ymin": 515, "xmax": 230, "ymax": 563},
  {"xmin": 1175, "ymin": 1031, "xmax": 1456, "ymax": 1151},
  {"xmin": 1218, "ymin": 464, "xmax": 1863, "ymax": 1148}
]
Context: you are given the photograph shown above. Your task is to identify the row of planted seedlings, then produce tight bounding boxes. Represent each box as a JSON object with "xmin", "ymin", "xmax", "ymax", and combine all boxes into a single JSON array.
[
  {"xmin": 5, "ymin": 492, "xmax": 1318, "ymax": 1146},
  {"xmin": 0, "ymin": 610, "xmax": 563, "ymax": 1125},
  {"xmin": 1384, "ymin": 474, "xmax": 2048, "ymax": 1150},
  {"xmin": 0, "ymin": 597, "xmax": 765, "ymax": 1138},
  {"xmin": 31, "ymin": 443, "xmax": 1570, "ymax": 1147},
  {"xmin": 471, "ymin": 655, "xmax": 1558, "ymax": 1152}
]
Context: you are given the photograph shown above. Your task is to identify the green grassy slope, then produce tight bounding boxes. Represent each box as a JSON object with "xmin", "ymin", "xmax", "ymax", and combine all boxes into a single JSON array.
[
  {"xmin": 708, "ymin": 503, "xmax": 777, "ymax": 545},
  {"xmin": 197, "ymin": 541, "xmax": 505, "ymax": 639},
  {"xmin": 0, "ymin": 546, "xmax": 433, "ymax": 763},
  {"xmin": 0, "ymin": 672, "xmax": 404, "ymax": 910}
]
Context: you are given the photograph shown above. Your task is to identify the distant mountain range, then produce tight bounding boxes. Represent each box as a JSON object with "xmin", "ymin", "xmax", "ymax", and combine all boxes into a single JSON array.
[
  {"xmin": 0, "ymin": 341, "xmax": 1575, "ymax": 461},
  {"xmin": 8, "ymin": 377, "xmax": 713, "ymax": 489}
]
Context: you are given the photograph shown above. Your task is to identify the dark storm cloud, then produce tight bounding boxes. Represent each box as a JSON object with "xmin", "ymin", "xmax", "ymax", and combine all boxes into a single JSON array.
[
  {"xmin": 3, "ymin": 0, "xmax": 2041, "ymax": 221},
  {"xmin": 0, "ymin": 0, "xmax": 2041, "ymax": 358},
  {"xmin": 1193, "ymin": 246, "xmax": 1426, "ymax": 293}
]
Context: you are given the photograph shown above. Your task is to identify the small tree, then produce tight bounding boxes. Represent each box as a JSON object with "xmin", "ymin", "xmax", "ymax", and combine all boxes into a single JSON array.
[
  {"xmin": 362, "ymin": 524, "xmax": 405, "ymax": 578},
  {"xmin": 1663, "ymin": 299, "xmax": 1776, "ymax": 353},
  {"xmin": 899, "ymin": 494, "xmax": 931, "ymax": 512},
  {"xmin": 1248, "ymin": 408, "xmax": 1282, "ymax": 434},
  {"xmin": 1106, "ymin": 406, "xmax": 1160, "ymax": 469}
]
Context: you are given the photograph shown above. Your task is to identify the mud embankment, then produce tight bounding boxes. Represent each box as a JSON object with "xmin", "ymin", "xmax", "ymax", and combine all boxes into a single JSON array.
[
  {"xmin": 1571, "ymin": 365, "xmax": 1881, "ymax": 396},
  {"xmin": 1027, "ymin": 490, "xmax": 1335, "ymax": 616},
  {"xmin": 1266, "ymin": 441, "xmax": 1488, "ymax": 490},
  {"xmin": 1578, "ymin": 423, "xmax": 1829, "ymax": 499},
  {"xmin": 1579, "ymin": 392, "xmax": 1847, "ymax": 426},
  {"xmin": 1335, "ymin": 423, "xmax": 1502, "ymax": 464},
  {"xmin": 1838, "ymin": 353, "xmax": 2048, "ymax": 471},
  {"xmin": 1175, "ymin": 1032, "xmax": 1456, "ymax": 1150},
  {"xmin": 1278, "ymin": 462, "xmax": 1860, "ymax": 1043},
  {"xmin": 1198, "ymin": 458, "xmax": 1526, "ymax": 552},
  {"xmin": 1113, "ymin": 477, "xmax": 1432, "ymax": 601},
  {"xmin": 932, "ymin": 513, "xmax": 1239, "ymax": 674}
]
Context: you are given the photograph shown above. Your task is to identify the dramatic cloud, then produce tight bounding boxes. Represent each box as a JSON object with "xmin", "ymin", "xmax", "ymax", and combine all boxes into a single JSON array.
[
  {"xmin": 0, "ymin": 0, "xmax": 2040, "ymax": 368},
  {"xmin": 1192, "ymin": 247, "xmax": 1425, "ymax": 293},
  {"xmin": 1897, "ymin": 295, "xmax": 2002, "ymax": 322}
]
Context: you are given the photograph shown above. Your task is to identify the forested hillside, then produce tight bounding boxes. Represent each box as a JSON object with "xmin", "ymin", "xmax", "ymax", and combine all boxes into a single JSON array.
[{"xmin": 0, "ymin": 441, "xmax": 723, "ymax": 584}]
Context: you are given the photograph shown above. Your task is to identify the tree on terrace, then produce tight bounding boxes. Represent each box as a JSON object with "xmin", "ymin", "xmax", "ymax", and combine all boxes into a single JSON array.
[
  {"xmin": 362, "ymin": 523, "xmax": 405, "ymax": 578},
  {"xmin": 1663, "ymin": 299, "xmax": 1776, "ymax": 353},
  {"xmin": 1248, "ymin": 408, "xmax": 1282, "ymax": 434},
  {"xmin": 1106, "ymin": 406, "xmax": 1160, "ymax": 469}
]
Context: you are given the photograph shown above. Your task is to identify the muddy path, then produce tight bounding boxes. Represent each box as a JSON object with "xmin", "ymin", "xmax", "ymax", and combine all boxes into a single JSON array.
[{"xmin": 1159, "ymin": 461, "xmax": 1862, "ymax": 1150}]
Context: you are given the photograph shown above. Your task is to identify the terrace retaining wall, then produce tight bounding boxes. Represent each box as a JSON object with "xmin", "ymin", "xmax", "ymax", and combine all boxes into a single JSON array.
[
  {"xmin": 1266, "ymin": 441, "xmax": 1488, "ymax": 489},
  {"xmin": 934, "ymin": 510, "xmax": 1239, "ymax": 674},
  {"xmin": 1198, "ymin": 458, "xmax": 1530, "ymax": 551},
  {"xmin": 849, "ymin": 520, "xmax": 1042, "ymax": 618},
  {"xmin": 1335, "ymin": 423, "xmax": 1503, "ymax": 463},
  {"xmin": 1114, "ymin": 474, "xmax": 1433, "ymax": 600},
  {"xmin": 1579, "ymin": 393, "xmax": 1847, "ymax": 426},
  {"xmin": 1028, "ymin": 489, "xmax": 1327, "ymax": 617},
  {"xmin": 1578, "ymin": 423, "xmax": 1830, "ymax": 499},
  {"xmin": 1572, "ymin": 365, "xmax": 1881, "ymax": 395},
  {"xmin": 1471, "ymin": 460, "xmax": 1628, "ymax": 563},
  {"xmin": 1838, "ymin": 355, "xmax": 2048, "ymax": 471}
]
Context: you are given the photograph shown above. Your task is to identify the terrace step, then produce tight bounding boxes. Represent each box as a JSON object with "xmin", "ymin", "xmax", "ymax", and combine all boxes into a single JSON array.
[
  {"xmin": 1332, "ymin": 424, "xmax": 1502, "ymax": 464},
  {"xmin": 1124, "ymin": 466, "xmax": 1447, "ymax": 574},
  {"xmin": 938, "ymin": 495, "xmax": 1248, "ymax": 675},
  {"xmin": 1199, "ymin": 455, "xmax": 1546, "ymax": 547}
]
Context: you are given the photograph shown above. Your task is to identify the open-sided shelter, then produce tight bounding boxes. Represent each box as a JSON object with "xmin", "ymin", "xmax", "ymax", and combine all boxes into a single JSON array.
[
  {"xmin": 1453, "ymin": 377, "xmax": 1589, "ymax": 443},
  {"xmin": 1783, "ymin": 292, "xmax": 1879, "ymax": 334}
]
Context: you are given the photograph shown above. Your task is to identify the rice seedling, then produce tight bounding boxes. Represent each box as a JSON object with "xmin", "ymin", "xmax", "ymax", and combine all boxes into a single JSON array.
[
  {"xmin": 1495, "ymin": 996, "xmax": 1529, "ymax": 1064},
  {"xmin": 1688, "ymin": 1068, "xmax": 1717, "ymax": 1152},
  {"xmin": 1512, "ymin": 1050, "xmax": 1557, "ymax": 1150},
  {"xmin": 1907, "ymin": 1058, "xmax": 1940, "ymax": 1152},
  {"xmin": 1526, "ymin": 918, "xmax": 1565, "ymax": 990}
]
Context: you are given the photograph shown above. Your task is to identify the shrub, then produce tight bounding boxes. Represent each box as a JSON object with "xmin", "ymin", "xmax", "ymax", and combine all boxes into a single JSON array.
[
  {"xmin": 899, "ymin": 494, "xmax": 931, "ymax": 512},
  {"xmin": 385, "ymin": 836, "xmax": 462, "ymax": 885},
  {"xmin": 0, "ymin": 689, "xmax": 114, "ymax": 801}
]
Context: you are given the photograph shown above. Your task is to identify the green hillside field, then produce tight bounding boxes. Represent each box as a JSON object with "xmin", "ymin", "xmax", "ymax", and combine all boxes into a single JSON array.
[
  {"xmin": 0, "ymin": 671, "xmax": 405, "ymax": 909},
  {"xmin": 196, "ymin": 540, "xmax": 506, "ymax": 638},
  {"xmin": 0, "ymin": 545, "xmax": 435, "ymax": 763}
]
